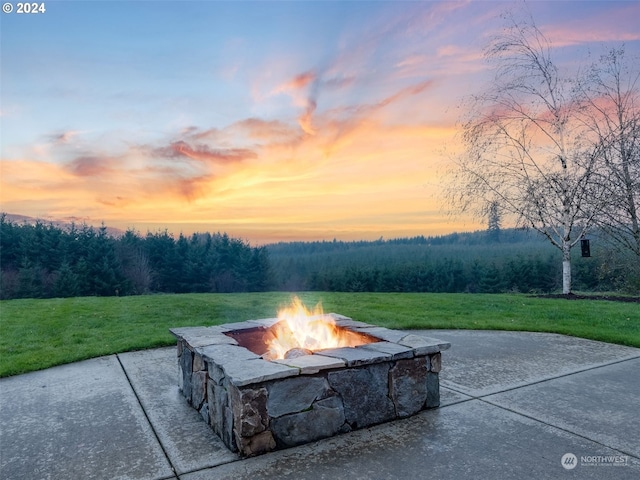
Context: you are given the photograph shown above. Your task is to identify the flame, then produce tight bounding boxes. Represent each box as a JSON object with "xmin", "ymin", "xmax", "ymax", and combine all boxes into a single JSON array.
[{"xmin": 265, "ymin": 296, "xmax": 359, "ymax": 360}]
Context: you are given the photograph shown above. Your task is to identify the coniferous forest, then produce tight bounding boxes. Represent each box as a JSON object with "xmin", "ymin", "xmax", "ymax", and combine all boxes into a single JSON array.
[
  {"xmin": 0, "ymin": 216, "xmax": 269, "ymax": 299},
  {"xmin": 1, "ymin": 215, "xmax": 638, "ymax": 300},
  {"xmin": 267, "ymin": 231, "xmax": 639, "ymax": 295}
]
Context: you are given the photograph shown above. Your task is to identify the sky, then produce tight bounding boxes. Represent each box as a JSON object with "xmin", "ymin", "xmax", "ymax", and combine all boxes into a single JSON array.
[{"xmin": 1, "ymin": 1, "xmax": 639, "ymax": 244}]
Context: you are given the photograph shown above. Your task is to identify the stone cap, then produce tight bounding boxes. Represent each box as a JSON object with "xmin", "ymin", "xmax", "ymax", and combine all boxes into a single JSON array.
[
  {"xmin": 317, "ymin": 346, "xmax": 392, "ymax": 367},
  {"xmin": 218, "ymin": 358, "xmax": 300, "ymax": 387},
  {"xmin": 396, "ymin": 334, "xmax": 451, "ymax": 355},
  {"xmin": 271, "ymin": 354, "xmax": 346, "ymax": 374},
  {"xmin": 359, "ymin": 341, "xmax": 415, "ymax": 360},
  {"xmin": 196, "ymin": 343, "xmax": 300, "ymax": 387},
  {"xmin": 170, "ymin": 316, "xmax": 451, "ymax": 387},
  {"xmin": 169, "ymin": 326, "xmax": 239, "ymax": 348},
  {"xmin": 328, "ymin": 318, "xmax": 451, "ymax": 352}
]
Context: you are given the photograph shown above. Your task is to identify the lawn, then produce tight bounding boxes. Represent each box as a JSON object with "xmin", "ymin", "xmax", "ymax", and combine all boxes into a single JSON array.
[{"xmin": 1, "ymin": 292, "xmax": 638, "ymax": 377}]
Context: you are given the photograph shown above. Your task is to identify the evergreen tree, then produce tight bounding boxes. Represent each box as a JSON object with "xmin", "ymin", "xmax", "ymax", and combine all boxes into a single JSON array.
[
  {"xmin": 479, "ymin": 264, "xmax": 503, "ymax": 293},
  {"xmin": 117, "ymin": 230, "xmax": 151, "ymax": 294},
  {"xmin": 86, "ymin": 225, "xmax": 124, "ymax": 295},
  {"xmin": 53, "ymin": 262, "xmax": 80, "ymax": 298},
  {"xmin": 145, "ymin": 230, "xmax": 178, "ymax": 292},
  {"xmin": 487, "ymin": 201, "xmax": 501, "ymax": 242},
  {"xmin": 0, "ymin": 214, "xmax": 19, "ymax": 270},
  {"xmin": 17, "ymin": 258, "xmax": 44, "ymax": 298},
  {"xmin": 245, "ymin": 247, "xmax": 271, "ymax": 291}
]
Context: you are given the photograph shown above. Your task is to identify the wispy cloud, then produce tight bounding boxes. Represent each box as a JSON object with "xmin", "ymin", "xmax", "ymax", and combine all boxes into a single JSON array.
[
  {"xmin": 2, "ymin": 1, "xmax": 635, "ymax": 241},
  {"xmin": 154, "ymin": 141, "xmax": 256, "ymax": 165},
  {"xmin": 0, "ymin": 2, "xmax": 460, "ymax": 236},
  {"xmin": 274, "ymin": 70, "xmax": 317, "ymax": 94},
  {"xmin": 67, "ymin": 155, "xmax": 120, "ymax": 177},
  {"xmin": 48, "ymin": 130, "xmax": 83, "ymax": 145},
  {"xmin": 542, "ymin": 3, "xmax": 640, "ymax": 47}
]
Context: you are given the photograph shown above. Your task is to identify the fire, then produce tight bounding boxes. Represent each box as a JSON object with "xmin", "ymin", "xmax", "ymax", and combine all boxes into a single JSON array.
[{"xmin": 265, "ymin": 296, "xmax": 359, "ymax": 360}]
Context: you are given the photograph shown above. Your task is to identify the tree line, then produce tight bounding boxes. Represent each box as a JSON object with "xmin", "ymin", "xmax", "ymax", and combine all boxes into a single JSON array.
[
  {"xmin": 0, "ymin": 216, "xmax": 270, "ymax": 299},
  {"xmin": 267, "ymin": 230, "xmax": 639, "ymax": 294},
  {"xmin": 2, "ymin": 216, "xmax": 638, "ymax": 300}
]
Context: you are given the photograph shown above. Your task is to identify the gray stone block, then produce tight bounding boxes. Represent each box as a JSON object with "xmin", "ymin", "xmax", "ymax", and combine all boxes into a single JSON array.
[
  {"xmin": 271, "ymin": 395, "xmax": 345, "ymax": 447},
  {"xmin": 328, "ymin": 315, "xmax": 371, "ymax": 329},
  {"xmin": 223, "ymin": 358, "xmax": 300, "ymax": 387},
  {"xmin": 209, "ymin": 381, "xmax": 232, "ymax": 447},
  {"xmin": 197, "ymin": 344, "xmax": 260, "ymax": 366},
  {"xmin": 206, "ymin": 379, "xmax": 218, "ymax": 428},
  {"xmin": 236, "ymin": 430, "xmax": 276, "ymax": 457},
  {"xmin": 229, "ymin": 385, "xmax": 269, "ymax": 438},
  {"xmin": 390, "ymin": 357, "xmax": 428, "ymax": 417},
  {"xmin": 351, "ymin": 326, "xmax": 407, "ymax": 343},
  {"xmin": 399, "ymin": 334, "xmax": 451, "ymax": 355},
  {"xmin": 360, "ymin": 341, "xmax": 414, "ymax": 360},
  {"xmin": 271, "ymin": 354, "xmax": 346, "ymax": 374},
  {"xmin": 223, "ymin": 405, "xmax": 237, "ymax": 452},
  {"xmin": 426, "ymin": 372, "xmax": 440, "ymax": 408},
  {"xmin": 328, "ymin": 363, "xmax": 395, "ymax": 428},
  {"xmin": 246, "ymin": 317, "xmax": 280, "ymax": 328},
  {"xmin": 267, "ymin": 376, "xmax": 329, "ymax": 418},
  {"xmin": 420, "ymin": 336, "xmax": 451, "ymax": 351},
  {"xmin": 193, "ymin": 352, "xmax": 205, "ymax": 372},
  {"xmin": 170, "ymin": 326, "xmax": 239, "ymax": 348},
  {"xmin": 180, "ymin": 348, "xmax": 193, "ymax": 401},
  {"xmin": 208, "ymin": 362, "xmax": 225, "ymax": 385},
  {"xmin": 217, "ymin": 321, "xmax": 263, "ymax": 332},
  {"xmin": 191, "ymin": 371, "xmax": 207, "ymax": 410},
  {"xmin": 430, "ymin": 352, "xmax": 442, "ymax": 373},
  {"xmin": 319, "ymin": 346, "xmax": 392, "ymax": 367},
  {"xmin": 199, "ymin": 403, "xmax": 209, "ymax": 424}
]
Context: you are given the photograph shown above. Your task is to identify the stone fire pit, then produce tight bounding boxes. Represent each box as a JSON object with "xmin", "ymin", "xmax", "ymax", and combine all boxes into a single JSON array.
[{"xmin": 170, "ymin": 314, "xmax": 450, "ymax": 457}]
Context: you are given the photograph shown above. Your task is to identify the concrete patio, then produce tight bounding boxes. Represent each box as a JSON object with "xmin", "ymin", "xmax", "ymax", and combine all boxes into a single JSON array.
[{"xmin": 1, "ymin": 330, "xmax": 638, "ymax": 479}]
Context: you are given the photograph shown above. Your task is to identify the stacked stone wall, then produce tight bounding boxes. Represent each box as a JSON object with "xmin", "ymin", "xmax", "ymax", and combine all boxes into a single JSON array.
[{"xmin": 171, "ymin": 317, "xmax": 449, "ymax": 457}]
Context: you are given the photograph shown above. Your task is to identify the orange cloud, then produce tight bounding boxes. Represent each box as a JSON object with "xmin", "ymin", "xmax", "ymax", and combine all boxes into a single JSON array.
[
  {"xmin": 285, "ymin": 70, "xmax": 316, "ymax": 91},
  {"xmin": 1, "ymin": 14, "xmax": 468, "ymax": 244},
  {"xmin": 174, "ymin": 175, "xmax": 215, "ymax": 203},
  {"xmin": 1, "ymin": 108, "xmax": 473, "ymax": 243},
  {"xmin": 298, "ymin": 100, "xmax": 318, "ymax": 136},
  {"xmin": 232, "ymin": 118, "xmax": 302, "ymax": 145}
]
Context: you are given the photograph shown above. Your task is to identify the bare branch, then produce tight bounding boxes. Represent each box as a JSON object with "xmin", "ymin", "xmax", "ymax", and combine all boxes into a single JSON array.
[{"xmin": 446, "ymin": 12, "xmax": 617, "ymax": 293}]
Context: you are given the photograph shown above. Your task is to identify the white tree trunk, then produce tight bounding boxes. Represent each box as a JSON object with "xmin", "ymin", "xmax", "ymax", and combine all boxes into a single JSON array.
[{"xmin": 562, "ymin": 240, "xmax": 572, "ymax": 294}]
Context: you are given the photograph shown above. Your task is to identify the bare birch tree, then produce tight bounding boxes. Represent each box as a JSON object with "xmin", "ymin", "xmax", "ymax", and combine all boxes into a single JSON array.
[
  {"xmin": 579, "ymin": 48, "xmax": 640, "ymax": 257},
  {"xmin": 449, "ymin": 16, "xmax": 606, "ymax": 294}
]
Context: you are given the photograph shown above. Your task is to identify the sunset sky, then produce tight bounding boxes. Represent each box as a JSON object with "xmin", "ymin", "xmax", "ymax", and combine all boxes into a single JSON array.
[{"xmin": 1, "ymin": 1, "xmax": 639, "ymax": 244}]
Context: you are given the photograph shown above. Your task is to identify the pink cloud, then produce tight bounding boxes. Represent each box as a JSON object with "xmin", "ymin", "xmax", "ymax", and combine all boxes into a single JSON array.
[
  {"xmin": 232, "ymin": 118, "xmax": 302, "ymax": 144},
  {"xmin": 67, "ymin": 155, "xmax": 118, "ymax": 177},
  {"xmin": 273, "ymin": 70, "xmax": 317, "ymax": 95},
  {"xmin": 155, "ymin": 141, "xmax": 256, "ymax": 164},
  {"xmin": 175, "ymin": 174, "xmax": 215, "ymax": 202},
  {"xmin": 542, "ymin": 4, "xmax": 640, "ymax": 47}
]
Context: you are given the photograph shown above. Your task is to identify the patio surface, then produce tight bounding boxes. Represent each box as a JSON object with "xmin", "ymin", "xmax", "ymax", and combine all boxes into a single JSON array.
[{"xmin": 1, "ymin": 329, "xmax": 639, "ymax": 479}]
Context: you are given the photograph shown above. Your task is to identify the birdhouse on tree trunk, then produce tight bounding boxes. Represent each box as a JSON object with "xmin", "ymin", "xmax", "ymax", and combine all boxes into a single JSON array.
[{"xmin": 580, "ymin": 238, "xmax": 591, "ymax": 257}]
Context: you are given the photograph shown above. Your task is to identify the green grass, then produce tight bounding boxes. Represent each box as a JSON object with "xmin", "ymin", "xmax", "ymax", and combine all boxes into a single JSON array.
[{"xmin": 1, "ymin": 292, "xmax": 638, "ymax": 377}]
